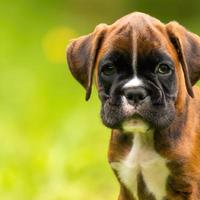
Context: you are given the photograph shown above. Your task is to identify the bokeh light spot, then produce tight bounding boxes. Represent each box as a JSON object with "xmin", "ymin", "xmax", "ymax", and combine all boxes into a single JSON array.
[{"xmin": 42, "ymin": 27, "xmax": 77, "ymax": 64}]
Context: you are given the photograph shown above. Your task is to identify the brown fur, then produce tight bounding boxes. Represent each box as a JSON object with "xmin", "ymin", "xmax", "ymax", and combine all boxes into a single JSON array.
[{"xmin": 67, "ymin": 12, "xmax": 200, "ymax": 200}]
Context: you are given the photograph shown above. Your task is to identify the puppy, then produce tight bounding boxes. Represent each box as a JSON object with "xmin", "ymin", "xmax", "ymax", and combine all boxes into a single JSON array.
[{"xmin": 67, "ymin": 12, "xmax": 200, "ymax": 200}]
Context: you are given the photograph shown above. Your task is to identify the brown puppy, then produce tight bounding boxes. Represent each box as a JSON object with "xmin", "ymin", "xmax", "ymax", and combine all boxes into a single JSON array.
[{"xmin": 67, "ymin": 12, "xmax": 200, "ymax": 200}]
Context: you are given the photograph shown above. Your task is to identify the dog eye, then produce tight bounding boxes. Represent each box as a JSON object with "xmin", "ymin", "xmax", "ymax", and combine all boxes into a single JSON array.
[
  {"xmin": 101, "ymin": 64, "xmax": 116, "ymax": 76},
  {"xmin": 156, "ymin": 63, "xmax": 172, "ymax": 75}
]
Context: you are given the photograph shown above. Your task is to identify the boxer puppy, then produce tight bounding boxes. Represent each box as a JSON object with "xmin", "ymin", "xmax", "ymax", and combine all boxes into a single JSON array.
[{"xmin": 67, "ymin": 12, "xmax": 200, "ymax": 200}]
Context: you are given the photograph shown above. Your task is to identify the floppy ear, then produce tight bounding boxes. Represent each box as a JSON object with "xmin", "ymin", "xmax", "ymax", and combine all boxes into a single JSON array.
[
  {"xmin": 166, "ymin": 21, "xmax": 200, "ymax": 98},
  {"xmin": 67, "ymin": 24, "xmax": 107, "ymax": 101}
]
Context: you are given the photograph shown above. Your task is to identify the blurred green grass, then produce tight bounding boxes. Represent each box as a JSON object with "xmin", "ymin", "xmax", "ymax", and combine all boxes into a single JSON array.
[
  {"xmin": 0, "ymin": 1, "xmax": 119, "ymax": 199},
  {"xmin": 0, "ymin": 0, "xmax": 200, "ymax": 200}
]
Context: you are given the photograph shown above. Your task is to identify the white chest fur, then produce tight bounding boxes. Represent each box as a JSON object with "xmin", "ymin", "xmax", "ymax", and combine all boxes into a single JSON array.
[{"xmin": 111, "ymin": 120, "xmax": 169, "ymax": 200}]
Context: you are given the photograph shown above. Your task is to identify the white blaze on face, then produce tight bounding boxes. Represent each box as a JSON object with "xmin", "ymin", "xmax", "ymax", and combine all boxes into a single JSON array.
[
  {"xmin": 123, "ymin": 76, "xmax": 144, "ymax": 89},
  {"xmin": 132, "ymin": 30, "xmax": 138, "ymax": 74},
  {"xmin": 123, "ymin": 30, "xmax": 144, "ymax": 102}
]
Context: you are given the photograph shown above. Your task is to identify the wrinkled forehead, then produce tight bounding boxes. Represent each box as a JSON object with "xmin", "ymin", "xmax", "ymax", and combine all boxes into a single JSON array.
[{"xmin": 99, "ymin": 21, "xmax": 172, "ymax": 63}]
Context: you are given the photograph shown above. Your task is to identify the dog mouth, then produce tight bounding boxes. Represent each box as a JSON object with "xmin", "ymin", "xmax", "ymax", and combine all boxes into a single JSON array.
[
  {"xmin": 101, "ymin": 97, "xmax": 149, "ymax": 129},
  {"xmin": 101, "ymin": 95, "xmax": 175, "ymax": 130}
]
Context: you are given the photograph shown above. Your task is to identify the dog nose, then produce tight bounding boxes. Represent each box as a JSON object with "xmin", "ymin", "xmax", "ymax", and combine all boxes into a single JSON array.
[{"xmin": 124, "ymin": 87, "xmax": 148, "ymax": 105}]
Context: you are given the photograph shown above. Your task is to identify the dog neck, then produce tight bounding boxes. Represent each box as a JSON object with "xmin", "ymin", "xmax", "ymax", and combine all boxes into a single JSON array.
[{"xmin": 109, "ymin": 120, "xmax": 170, "ymax": 200}]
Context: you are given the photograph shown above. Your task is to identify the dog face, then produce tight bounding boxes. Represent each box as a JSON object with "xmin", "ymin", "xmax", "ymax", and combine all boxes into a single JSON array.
[
  {"xmin": 97, "ymin": 21, "xmax": 179, "ymax": 129},
  {"xmin": 67, "ymin": 12, "xmax": 200, "ymax": 130}
]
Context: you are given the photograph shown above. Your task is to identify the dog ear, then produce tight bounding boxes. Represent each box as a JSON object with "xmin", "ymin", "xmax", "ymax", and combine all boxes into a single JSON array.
[
  {"xmin": 67, "ymin": 24, "xmax": 107, "ymax": 101},
  {"xmin": 166, "ymin": 21, "xmax": 200, "ymax": 98}
]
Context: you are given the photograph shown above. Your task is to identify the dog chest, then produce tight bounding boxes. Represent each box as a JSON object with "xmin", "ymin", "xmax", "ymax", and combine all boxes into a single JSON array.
[{"xmin": 111, "ymin": 133, "xmax": 169, "ymax": 200}]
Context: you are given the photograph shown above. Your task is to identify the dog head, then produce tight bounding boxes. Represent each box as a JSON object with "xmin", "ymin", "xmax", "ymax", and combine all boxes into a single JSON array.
[{"xmin": 67, "ymin": 12, "xmax": 200, "ymax": 130}]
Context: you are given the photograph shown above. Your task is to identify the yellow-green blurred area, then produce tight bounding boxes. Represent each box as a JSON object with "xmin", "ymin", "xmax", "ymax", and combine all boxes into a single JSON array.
[{"xmin": 1, "ymin": 0, "xmax": 200, "ymax": 200}]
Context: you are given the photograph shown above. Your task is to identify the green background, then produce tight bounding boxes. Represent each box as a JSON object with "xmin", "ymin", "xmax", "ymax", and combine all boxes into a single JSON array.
[{"xmin": 1, "ymin": 0, "xmax": 200, "ymax": 199}]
